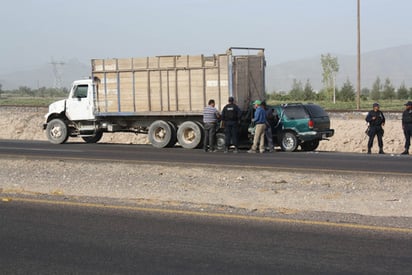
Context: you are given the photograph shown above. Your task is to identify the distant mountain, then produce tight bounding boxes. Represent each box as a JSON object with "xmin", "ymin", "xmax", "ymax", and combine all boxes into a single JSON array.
[
  {"xmin": 0, "ymin": 59, "xmax": 89, "ymax": 90},
  {"xmin": 267, "ymin": 44, "xmax": 412, "ymax": 92},
  {"xmin": 1, "ymin": 45, "xmax": 412, "ymax": 92}
]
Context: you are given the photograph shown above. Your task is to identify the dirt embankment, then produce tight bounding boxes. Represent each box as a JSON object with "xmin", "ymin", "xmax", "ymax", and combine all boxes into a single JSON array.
[{"xmin": 0, "ymin": 106, "xmax": 407, "ymax": 154}]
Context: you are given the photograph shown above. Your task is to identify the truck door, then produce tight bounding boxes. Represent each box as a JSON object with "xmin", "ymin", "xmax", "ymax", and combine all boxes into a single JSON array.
[{"xmin": 66, "ymin": 84, "xmax": 95, "ymax": 121}]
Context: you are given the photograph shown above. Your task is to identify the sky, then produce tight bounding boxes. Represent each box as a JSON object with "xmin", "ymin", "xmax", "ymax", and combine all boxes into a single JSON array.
[{"xmin": 1, "ymin": 0, "xmax": 411, "ymax": 73}]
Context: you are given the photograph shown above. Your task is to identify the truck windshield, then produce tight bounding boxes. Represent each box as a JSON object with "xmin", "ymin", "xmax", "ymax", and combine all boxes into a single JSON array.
[{"xmin": 73, "ymin": 85, "xmax": 88, "ymax": 98}]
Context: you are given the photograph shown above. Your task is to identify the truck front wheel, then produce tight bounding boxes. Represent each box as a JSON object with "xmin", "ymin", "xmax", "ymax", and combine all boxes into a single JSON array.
[
  {"xmin": 46, "ymin": 118, "xmax": 69, "ymax": 144},
  {"xmin": 177, "ymin": 121, "xmax": 202, "ymax": 149},
  {"xmin": 148, "ymin": 120, "xmax": 174, "ymax": 148}
]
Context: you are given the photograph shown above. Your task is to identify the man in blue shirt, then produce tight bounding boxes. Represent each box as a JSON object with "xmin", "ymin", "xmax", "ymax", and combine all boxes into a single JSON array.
[{"xmin": 248, "ymin": 100, "xmax": 267, "ymax": 153}]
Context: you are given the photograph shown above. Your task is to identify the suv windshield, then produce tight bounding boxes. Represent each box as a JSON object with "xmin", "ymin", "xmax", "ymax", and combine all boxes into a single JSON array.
[{"xmin": 283, "ymin": 105, "xmax": 309, "ymax": 119}]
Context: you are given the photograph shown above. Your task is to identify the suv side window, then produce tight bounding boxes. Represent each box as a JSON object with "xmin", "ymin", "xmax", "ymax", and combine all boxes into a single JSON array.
[
  {"xmin": 305, "ymin": 104, "xmax": 328, "ymax": 118},
  {"xmin": 283, "ymin": 106, "xmax": 309, "ymax": 119}
]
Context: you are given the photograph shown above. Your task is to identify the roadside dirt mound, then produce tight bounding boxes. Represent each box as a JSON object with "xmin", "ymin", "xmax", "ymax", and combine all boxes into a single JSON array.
[{"xmin": 0, "ymin": 107, "xmax": 406, "ymax": 154}]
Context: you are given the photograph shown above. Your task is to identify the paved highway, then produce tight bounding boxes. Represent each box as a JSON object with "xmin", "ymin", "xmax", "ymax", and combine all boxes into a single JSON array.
[
  {"xmin": 1, "ymin": 200, "xmax": 411, "ymax": 274},
  {"xmin": 0, "ymin": 140, "xmax": 411, "ymax": 174}
]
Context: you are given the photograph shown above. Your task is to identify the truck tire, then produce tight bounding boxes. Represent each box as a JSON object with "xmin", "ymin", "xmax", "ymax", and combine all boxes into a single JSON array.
[
  {"xmin": 301, "ymin": 140, "xmax": 320, "ymax": 151},
  {"xmin": 194, "ymin": 121, "xmax": 205, "ymax": 149},
  {"xmin": 82, "ymin": 131, "xmax": 103, "ymax": 143},
  {"xmin": 46, "ymin": 118, "xmax": 69, "ymax": 144},
  {"xmin": 177, "ymin": 121, "xmax": 202, "ymax": 149},
  {"xmin": 166, "ymin": 122, "xmax": 177, "ymax": 147},
  {"xmin": 281, "ymin": 132, "xmax": 298, "ymax": 152},
  {"xmin": 148, "ymin": 120, "xmax": 173, "ymax": 148},
  {"xmin": 216, "ymin": 133, "xmax": 226, "ymax": 151}
]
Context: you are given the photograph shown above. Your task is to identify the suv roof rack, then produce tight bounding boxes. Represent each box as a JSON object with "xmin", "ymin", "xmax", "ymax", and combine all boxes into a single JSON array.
[{"xmin": 281, "ymin": 103, "xmax": 303, "ymax": 107}]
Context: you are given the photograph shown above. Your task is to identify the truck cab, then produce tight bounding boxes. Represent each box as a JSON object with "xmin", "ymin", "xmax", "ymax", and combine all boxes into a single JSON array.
[{"xmin": 43, "ymin": 79, "xmax": 101, "ymax": 144}]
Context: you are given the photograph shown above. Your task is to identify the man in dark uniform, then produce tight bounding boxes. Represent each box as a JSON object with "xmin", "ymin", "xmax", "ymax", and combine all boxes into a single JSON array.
[
  {"xmin": 221, "ymin": 96, "xmax": 241, "ymax": 153},
  {"xmin": 401, "ymin": 101, "xmax": 412, "ymax": 155},
  {"xmin": 365, "ymin": 102, "xmax": 385, "ymax": 154}
]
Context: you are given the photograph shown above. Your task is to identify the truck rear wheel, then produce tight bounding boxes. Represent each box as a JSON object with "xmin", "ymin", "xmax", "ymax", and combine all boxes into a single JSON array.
[
  {"xmin": 148, "ymin": 120, "xmax": 174, "ymax": 148},
  {"xmin": 166, "ymin": 122, "xmax": 177, "ymax": 147},
  {"xmin": 177, "ymin": 121, "xmax": 202, "ymax": 149},
  {"xmin": 46, "ymin": 118, "xmax": 69, "ymax": 144},
  {"xmin": 82, "ymin": 131, "xmax": 103, "ymax": 143},
  {"xmin": 216, "ymin": 133, "xmax": 226, "ymax": 151}
]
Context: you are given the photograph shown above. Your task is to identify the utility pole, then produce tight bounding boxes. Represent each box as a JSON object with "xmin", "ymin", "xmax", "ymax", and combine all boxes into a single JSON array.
[
  {"xmin": 50, "ymin": 57, "xmax": 65, "ymax": 89},
  {"xmin": 356, "ymin": 0, "xmax": 361, "ymax": 110}
]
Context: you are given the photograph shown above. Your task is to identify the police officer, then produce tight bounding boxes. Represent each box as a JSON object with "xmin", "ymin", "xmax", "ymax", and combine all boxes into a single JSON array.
[
  {"xmin": 365, "ymin": 102, "xmax": 385, "ymax": 154},
  {"xmin": 221, "ymin": 96, "xmax": 241, "ymax": 153},
  {"xmin": 401, "ymin": 101, "xmax": 412, "ymax": 155}
]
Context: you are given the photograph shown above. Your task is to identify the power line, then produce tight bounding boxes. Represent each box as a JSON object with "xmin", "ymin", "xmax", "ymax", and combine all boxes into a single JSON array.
[{"xmin": 50, "ymin": 57, "xmax": 65, "ymax": 89}]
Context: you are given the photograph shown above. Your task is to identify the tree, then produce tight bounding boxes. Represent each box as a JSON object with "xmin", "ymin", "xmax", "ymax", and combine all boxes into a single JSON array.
[
  {"xmin": 0, "ymin": 83, "xmax": 2, "ymax": 98},
  {"xmin": 338, "ymin": 79, "xmax": 355, "ymax": 102},
  {"xmin": 370, "ymin": 77, "xmax": 382, "ymax": 101},
  {"xmin": 361, "ymin": 87, "xmax": 370, "ymax": 99},
  {"xmin": 382, "ymin": 78, "xmax": 396, "ymax": 101},
  {"xmin": 289, "ymin": 79, "xmax": 303, "ymax": 100},
  {"xmin": 321, "ymin": 53, "xmax": 339, "ymax": 103},
  {"xmin": 397, "ymin": 82, "xmax": 409, "ymax": 100},
  {"xmin": 302, "ymin": 79, "xmax": 315, "ymax": 101}
]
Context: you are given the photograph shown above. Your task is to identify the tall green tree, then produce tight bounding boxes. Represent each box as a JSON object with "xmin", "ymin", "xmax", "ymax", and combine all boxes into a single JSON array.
[
  {"xmin": 361, "ymin": 87, "xmax": 370, "ymax": 99},
  {"xmin": 302, "ymin": 79, "xmax": 315, "ymax": 101},
  {"xmin": 338, "ymin": 79, "xmax": 355, "ymax": 102},
  {"xmin": 0, "ymin": 83, "xmax": 2, "ymax": 98},
  {"xmin": 370, "ymin": 77, "xmax": 382, "ymax": 101},
  {"xmin": 289, "ymin": 79, "xmax": 303, "ymax": 100},
  {"xmin": 397, "ymin": 82, "xmax": 409, "ymax": 100},
  {"xmin": 382, "ymin": 78, "xmax": 396, "ymax": 101},
  {"xmin": 321, "ymin": 53, "xmax": 339, "ymax": 103}
]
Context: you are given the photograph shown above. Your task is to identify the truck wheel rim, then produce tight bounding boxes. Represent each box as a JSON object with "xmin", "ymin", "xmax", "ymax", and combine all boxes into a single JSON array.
[
  {"xmin": 183, "ymin": 128, "xmax": 195, "ymax": 143},
  {"xmin": 51, "ymin": 125, "xmax": 62, "ymax": 138},
  {"xmin": 154, "ymin": 127, "xmax": 166, "ymax": 142}
]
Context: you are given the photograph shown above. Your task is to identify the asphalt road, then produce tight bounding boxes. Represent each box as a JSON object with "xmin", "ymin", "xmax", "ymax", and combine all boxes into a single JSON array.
[
  {"xmin": 1, "ymin": 200, "xmax": 411, "ymax": 274},
  {"xmin": 0, "ymin": 139, "xmax": 411, "ymax": 175}
]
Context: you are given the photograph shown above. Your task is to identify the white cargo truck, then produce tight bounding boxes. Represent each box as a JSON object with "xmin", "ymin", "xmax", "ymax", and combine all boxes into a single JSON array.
[{"xmin": 43, "ymin": 47, "xmax": 266, "ymax": 149}]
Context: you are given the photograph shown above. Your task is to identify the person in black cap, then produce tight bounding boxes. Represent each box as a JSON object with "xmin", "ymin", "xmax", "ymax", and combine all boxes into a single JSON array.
[
  {"xmin": 401, "ymin": 101, "xmax": 412, "ymax": 155},
  {"xmin": 365, "ymin": 102, "xmax": 385, "ymax": 154},
  {"xmin": 221, "ymin": 96, "xmax": 241, "ymax": 153}
]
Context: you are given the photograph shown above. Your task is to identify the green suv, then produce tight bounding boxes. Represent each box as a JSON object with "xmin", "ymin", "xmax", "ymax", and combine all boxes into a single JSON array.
[
  {"xmin": 249, "ymin": 103, "xmax": 335, "ymax": 152},
  {"xmin": 215, "ymin": 103, "xmax": 334, "ymax": 152},
  {"xmin": 268, "ymin": 103, "xmax": 334, "ymax": 151}
]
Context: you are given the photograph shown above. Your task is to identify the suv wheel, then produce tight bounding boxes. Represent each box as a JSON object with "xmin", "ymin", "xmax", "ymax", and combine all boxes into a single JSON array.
[
  {"xmin": 281, "ymin": 132, "xmax": 298, "ymax": 152},
  {"xmin": 301, "ymin": 140, "xmax": 320, "ymax": 151}
]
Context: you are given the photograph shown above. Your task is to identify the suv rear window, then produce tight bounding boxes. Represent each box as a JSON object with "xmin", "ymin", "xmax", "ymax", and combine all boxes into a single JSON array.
[
  {"xmin": 283, "ymin": 106, "xmax": 309, "ymax": 119},
  {"xmin": 305, "ymin": 104, "xmax": 328, "ymax": 117}
]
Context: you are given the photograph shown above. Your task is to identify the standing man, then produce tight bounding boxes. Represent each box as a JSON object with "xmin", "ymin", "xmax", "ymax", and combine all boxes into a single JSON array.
[
  {"xmin": 401, "ymin": 101, "xmax": 412, "ymax": 155},
  {"xmin": 261, "ymin": 101, "xmax": 275, "ymax": 152},
  {"xmin": 365, "ymin": 102, "xmax": 385, "ymax": 154},
  {"xmin": 203, "ymin": 99, "xmax": 220, "ymax": 152},
  {"xmin": 221, "ymin": 96, "xmax": 241, "ymax": 153},
  {"xmin": 248, "ymin": 100, "xmax": 266, "ymax": 153}
]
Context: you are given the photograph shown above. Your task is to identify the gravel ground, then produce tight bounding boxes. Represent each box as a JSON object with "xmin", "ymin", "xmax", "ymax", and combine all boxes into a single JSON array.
[
  {"xmin": 1, "ymin": 107, "xmax": 411, "ymax": 224},
  {"xmin": 0, "ymin": 158, "xmax": 411, "ymax": 219}
]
